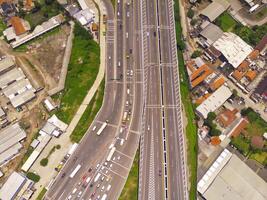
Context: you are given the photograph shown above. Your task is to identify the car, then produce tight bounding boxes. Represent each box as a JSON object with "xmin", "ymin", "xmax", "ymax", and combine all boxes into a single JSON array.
[
  {"xmin": 154, "ymin": 31, "xmax": 156, "ymax": 37},
  {"xmin": 61, "ymin": 172, "xmax": 66, "ymax": 178},
  {"xmin": 97, "ymin": 183, "xmax": 101, "ymax": 188},
  {"xmin": 77, "ymin": 191, "xmax": 82, "ymax": 197},
  {"xmin": 127, "ymin": 12, "xmax": 130, "ymax": 17},
  {"xmin": 90, "ymin": 183, "xmax": 94, "ymax": 188},
  {"xmin": 67, "ymin": 195, "xmax": 72, "ymax": 200},
  {"xmin": 96, "ymin": 195, "xmax": 101, "ymax": 200},
  {"xmin": 88, "ymin": 167, "xmax": 93, "ymax": 172},
  {"xmin": 109, "ymin": 164, "xmax": 113, "ymax": 169},
  {"xmin": 129, "ymin": 49, "xmax": 132, "ymax": 54},
  {"xmin": 104, "ymin": 162, "xmax": 108, "ymax": 166},
  {"xmin": 108, "ymin": 56, "xmax": 111, "ymax": 60},
  {"xmin": 127, "ymin": 88, "xmax": 130, "ymax": 94},
  {"xmin": 101, "ymin": 186, "xmax": 105, "ymax": 192},
  {"xmin": 118, "ymin": 61, "xmax": 121, "ymax": 67},
  {"xmin": 126, "ymin": 55, "xmax": 130, "ymax": 59},
  {"xmin": 96, "ymin": 164, "xmax": 100, "ymax": 169},
  {"xmin": 72, "ymin": 188, "xmax": 77, "ymax": 194},
  {"xmin": 107, "ymin": 184, "xmax": 111, "ymax": 191},
  {"xmin": 78, "ymin": 181, "xmax": 82, "ymax": 186},
  {"xmin": 117, "ymin": 12, "xmax": 120, "ymax": 16},
  {"xmin": 130, "ymin": 70, "xmax": 133, "ymax": 76},
  {"xmin": 159, "ymin": 170, "xmax": 162, "ymax": 176},
  {"xmin": 101, "ymin": 176, "xmax": 105, "ymax": 181}
]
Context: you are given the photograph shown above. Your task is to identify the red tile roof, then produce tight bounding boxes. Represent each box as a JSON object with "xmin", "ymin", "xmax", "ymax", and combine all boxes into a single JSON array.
[{"xmin": 10, "ymin": 16, "xmax": 26, "ymax": 36}]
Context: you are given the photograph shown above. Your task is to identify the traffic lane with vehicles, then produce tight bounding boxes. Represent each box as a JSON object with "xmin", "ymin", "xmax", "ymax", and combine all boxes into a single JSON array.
[{"xmin": 158, "ymin": 0, "xmax": 187, "ymax": 199}]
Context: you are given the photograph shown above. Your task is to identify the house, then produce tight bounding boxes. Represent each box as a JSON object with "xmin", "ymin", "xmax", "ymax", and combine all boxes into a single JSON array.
[
  {"xmin": 200, "ymin": 0, "xmax": 230, "ymax": 22},
  {"xmin": 213, "ymin": 32, "xmax": 253, "ymax": 69},
  {"xmin": 196, "ymin": 85, "xmax": 232, "ymax": 119}
]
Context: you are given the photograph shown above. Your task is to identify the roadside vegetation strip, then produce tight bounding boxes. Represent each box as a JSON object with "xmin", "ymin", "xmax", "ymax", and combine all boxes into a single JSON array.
[
  {"xmin": 54, "ymin": 23, "xmax": 100, "ymax": 124},
  {"xmin": 0, "ymin": 19, "xmax": 7, "ymax": 36},
  {"xmin": 174, "ymin": 1, "xmax": 197, "ymax": 200},
  {"xmin": 119, "ymin": 150, "xmax": 139, "ymax": 200},
  {"xmin": 36, "ymin": 187, "xmax": 47, "ymax": 200},
  {"xmin": 26, "ymin": 172, "xmax": 40, "ymax": 182},
  {"xmin": 70, "ymin": 80, "xmax": 105, "ymax": 143}
]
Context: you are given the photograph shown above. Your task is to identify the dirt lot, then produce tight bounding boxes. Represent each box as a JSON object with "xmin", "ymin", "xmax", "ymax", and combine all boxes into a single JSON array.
[{"xmin": 27, "ymin": 25, "xmax": 71, "ymax": 86}]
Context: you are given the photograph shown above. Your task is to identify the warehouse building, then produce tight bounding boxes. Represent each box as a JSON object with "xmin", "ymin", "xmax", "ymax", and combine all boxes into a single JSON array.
[
  {"xmin": 198, "ymin": 149, "xmax": 267, "ymax": 200},
  {"xmin": 200, "ymin": 0, "xmax": 230, "ymax": 22},
  {"xmin": 0, "ymin": 68, "xmax": 25, "ymax": 89},
  {"xmin": 213, "ymin": 32, "xmax": 253, "ymax": 69},
  {"xmin": 196, "ymin": 85, "xmax": 232, "ymax": 119},
  {"xmin": 0, "ymin": 171, "xmax": 34, "ymax": 200},
  {"xmin": 0, "ymin": 56, "xmax": 15, "ymax": 75},
  {"xmin": 0, "ymin": 123, "xmax": 26, "ymax": 166}
]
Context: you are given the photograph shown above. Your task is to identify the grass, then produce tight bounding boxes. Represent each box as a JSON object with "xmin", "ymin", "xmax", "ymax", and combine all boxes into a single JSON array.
[
  {"xmin": 250, "ymin": 152, "xmax": 267, "ymax": 165},
  {"xmin": 54, "ymin": 23, "xmax": 100, "ymax": 124},
  {"xmin": 70, "ymin": 80, "xmax": 105, "ymax": 143},
  {"xmin": 119, "ymin": 150, "xmax": 139, "ymax": 200},
  {"xmin": 110, "ymin": 0, "xmax": 115, "ymax": 8},
  {"xmin": 24, "ymin": 0, "xmax": 63, "ymax": 29},
  {"xmin": 36, "ymin": 187, "xmax": 47, "ymax": 200},
  {"xmin": 0, "ymin": 19, "xmax": 7, "ymax": 36},
  {"xmin": 174, "ymin": 1, "xmax": 197, "ymax": 199},
  {"xmin": 231, "ymin": 135, "xmax": 250, "ymax": 156},
  {"xmin": 26, "ymin": 172, "xmax": 40, "ymax": 182},
  {"xmin": 255, "ymin": 7, "xmax": 267, "ymax": 19},
  {"xmin": 215, "ymin": 12, "xmax": 237, "ymax": 32}
]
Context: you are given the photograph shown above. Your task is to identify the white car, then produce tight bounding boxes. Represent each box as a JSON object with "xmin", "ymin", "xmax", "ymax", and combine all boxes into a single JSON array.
[{"xmin": 117, "ymin": 12, "xmax": 120, "ymax": 16}]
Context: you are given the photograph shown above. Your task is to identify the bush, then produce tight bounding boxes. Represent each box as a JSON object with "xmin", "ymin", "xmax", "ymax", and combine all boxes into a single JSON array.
[
  {"xmin": 26, "ymin": 172, "xmax": 40, "ymax": 182},
  {"xmin": 56, "ymin": 144, "xmax": 61, "ymax": 149},
  {"xmin": 191, "ymin": 50, "xmax": 202, "ymax": 58},
  {"xmin": 187, "ymin": 8, "xmax": 195, "ymax": 19},
  {"xmin": 190, "ymin": 19, "xmax": 198, "ymax": 26},
  {"xmin": 40, "ymin": 158, "xmax": 48, "ymax": 166}
]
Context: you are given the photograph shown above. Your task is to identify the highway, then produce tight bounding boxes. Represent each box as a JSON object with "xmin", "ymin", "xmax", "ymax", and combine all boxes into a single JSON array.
[
  {"xmin": 138, "ymin": 0, "xmax": 188, "ymax": 199},
  {"xmin": 44, "ymin": 0, "xmax": 143, "ymax": 200}
]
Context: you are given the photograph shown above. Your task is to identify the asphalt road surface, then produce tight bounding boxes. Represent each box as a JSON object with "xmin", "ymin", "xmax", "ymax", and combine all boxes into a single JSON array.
[
  {"xmin": 44, "ymin": 0, "xmax": 143, "ymax": 200},
  {"xmin": 138, "ymin": 0, "xmax": 188, "ymax": 199}
]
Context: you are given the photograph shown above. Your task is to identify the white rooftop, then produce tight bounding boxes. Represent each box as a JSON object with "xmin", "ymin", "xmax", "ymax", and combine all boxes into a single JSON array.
[
  {"xmin": 0, "ymin": 172, "xmax": 26, "ymax": 200},
  {"xmin": 0, "ymin": 57, "xmax": 15, "ymax": 74},
  {"xmin": 0, "ymin": 68, "xmax": 26, "ymax": 89},
  {"xmin": 202, "ymin": 154, "xmax": 267, "ymax": 200},
  {"xmin": 213, "ymin": 32, "xmax": 253, "ymax": 68},
  {"xmin": 196, "ymin": 85, "xmax": 232, "ymax": 119}
]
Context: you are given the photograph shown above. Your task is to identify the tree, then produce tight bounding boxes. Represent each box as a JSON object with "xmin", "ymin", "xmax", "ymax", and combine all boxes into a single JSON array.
[
  {"xmin": 40, "ymin": 158, "xmax": 48, "ymax": 166},
  {"xmin": 26, "ymin": 172, "xmax": 40, "ymax": 182},
  {"xmin": 187, "ymin": 8, "xmax": 195, "ymax": 19},
  {"xmin": 45, "ymin": 0, "xmax": 54, "ymax": 5},
  {"xmin": 191, "ymin": 50, "xmax": 201, "ymax": 58}
]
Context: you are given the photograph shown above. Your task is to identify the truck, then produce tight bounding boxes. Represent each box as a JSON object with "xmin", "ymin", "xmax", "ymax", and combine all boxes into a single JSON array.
[
  {"xmin": 96, "ymin": 121, "xmax": 108, "ymax": 136},
  {"xmin": 122, "ymin": 111, "xmax": 128, "ymax": 123},
  {"xmin": 70, "ymin": 164, "xmax": 81, "ymax": 178},
  {"xmin": 68, "ymin": 143, "xmax": 78, "ymax": 155},
  {"xmin": 107, "ymin": 147, "xmax": 116, "ymax": 161},
  {"xmin": 94, "ymin": 173, "xmax": 101, "ymax": 182},
  {"xmin": 101, "ymin": 194, "xmax": 108, "ymax": 200}
]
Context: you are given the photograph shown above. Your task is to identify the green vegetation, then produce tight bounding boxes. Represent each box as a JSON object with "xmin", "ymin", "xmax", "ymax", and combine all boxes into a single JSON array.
[
  {"xmin": 174, "ymin": 1, "xmax": 197, "ymax": 199},
  {"xmin": 231, "ymin": 108, "xmax": 267, "ymax": 166},
  {"xmin": 255, "ymin": 7, "xmax": 267, "ymax": 19},
  {"xmin": 24, "ymin": 0, "xmax": 63, "ymax": 29},
  {"xmin": 70, "ymin": 80, "xmax": 105, "ymax": 143},
  {"xmin": 54, "ymin": 23, "xmax": 100, "ymax": 124},
  {"xmin": 0, "ymin": 19, "xmax": 7, "ymax": 36},
  {"xmin": 110, "ymin": 0, "xmax": 116, "ymax": 8},
  {"xmin": 231, "ymin": 135, "xmax": 250, "ymax": 156},
  {"xmin": 215, "ymin": 12, "xmax": 237, "ymax": 32},
  {"xmin": 191, "ymin": 50, "xmax": 202, "ymax": 58},
  {"xmin": 204, "ymin": 112, "xmax": 221, "ymax": 136},
  {"xmin": 119, "ymin": 150, "xmax": 139, "ymax": 200},
  {"xmin": 26, "ymin": 172, "xmax": 40, "ymax": 182},
  {"xmin": 56, "ymin": 144, "xmax": 61, "ymax": 149},
  {"xmin": 36, "ymin": 187, "xmax": 47, "ymax": 200},
  {"xmin": 187, "ymin": 8, "xmax": 194, "ymax": 19},
  {"xmin": 40, "ymin": 158, "xmax": 48, "ymax": 166},
  {"xmin": 216, "ymin": 12, "xmax": 267, "ymax": 46}
]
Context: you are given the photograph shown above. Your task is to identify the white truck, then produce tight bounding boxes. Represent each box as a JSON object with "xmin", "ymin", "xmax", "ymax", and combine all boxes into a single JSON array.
[
  {"xmin": 96, "ymin": 121, "xmax": 108, "ymax": 136},
  {"xmin": 70, "ymin": 164, "xmax": 81, "ymax": 178},
  {"xmin": 107, "ymin": 147, "xmax": 116, "ymax": 162}
]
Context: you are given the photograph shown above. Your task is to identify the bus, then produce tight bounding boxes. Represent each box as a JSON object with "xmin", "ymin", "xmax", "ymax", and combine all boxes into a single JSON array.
[
  {"xmin": 70, "ymin": 164, "xmax": 81, "ymax": 178},
  {"xmin": 107, "ymin": 147, "xmax": 116, "ymax": 161},
  {"xmin": 96, "ymin": 121, "xmax": 108, "ymax": 136}
]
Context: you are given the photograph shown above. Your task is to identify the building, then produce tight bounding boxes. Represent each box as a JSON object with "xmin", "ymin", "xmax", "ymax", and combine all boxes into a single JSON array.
[
  {"xmin": 217, "ymin": 108, "xmax": 238, "ymax": 128},
  {"xmin": 196, "ymin": 85, "xmax": 232, "ymax": 119},
  {"xmin": 227, "ymin": 117, "xmax": 249, "ymax": 137},
  {"xmin": 255, "ymin": 34, "xmax": 267, "ymax": 55},
  {"xmin": 77, "ymin": 0, "xmax": 88, "ymax": 10},
  {"xmin": 0, "ymin": 1, "xmax": 16, "ymax": 18},
  {"xmin": 199, "ymin": 23, "xmax": 223, "ymax": 46},
  {"xmin": 73, "ymin": 8, "xmax": 95, "ymax": 26},
  {"xmin": 0, "ymin": 67, "xmax": 25, "ymax": 89},
  {"xmin": 200, "ymin": 0, "xmax": 230, "ymax": 22},
  {"xmin": 0, "ymin": 171, "xmax": 34, "ymax": 200},
  {"xmin": 0, "ymin": 56, "xmax": 15, "ymax": 75},
  {"xmin": 3, "ymin": 17, "xmax": 31, "ymax": 41},
  {"xmin": 254, "ymin": 76, "xmax": 267, "ymax": 101},
  {"xmin": 213, "ymin": 32, "xmax": 253, "ymax": 69},
  {"xmin": 10, "ymin": 14, "xmax": 64, "ymax": 48},
  {"xmin": 0, "ymin": 123, "xmax": 26, "ymax": 166},
  {"xmin": 190, "ymin": 64, "xmax": 214, "ymax": 88},
  {"xmin": 209, "ymin": 75, "xmax": 225, "ymax": 91},
  {"xmin": 198, "ymin": 149, "xmax": 267, "ymax": 200}
]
